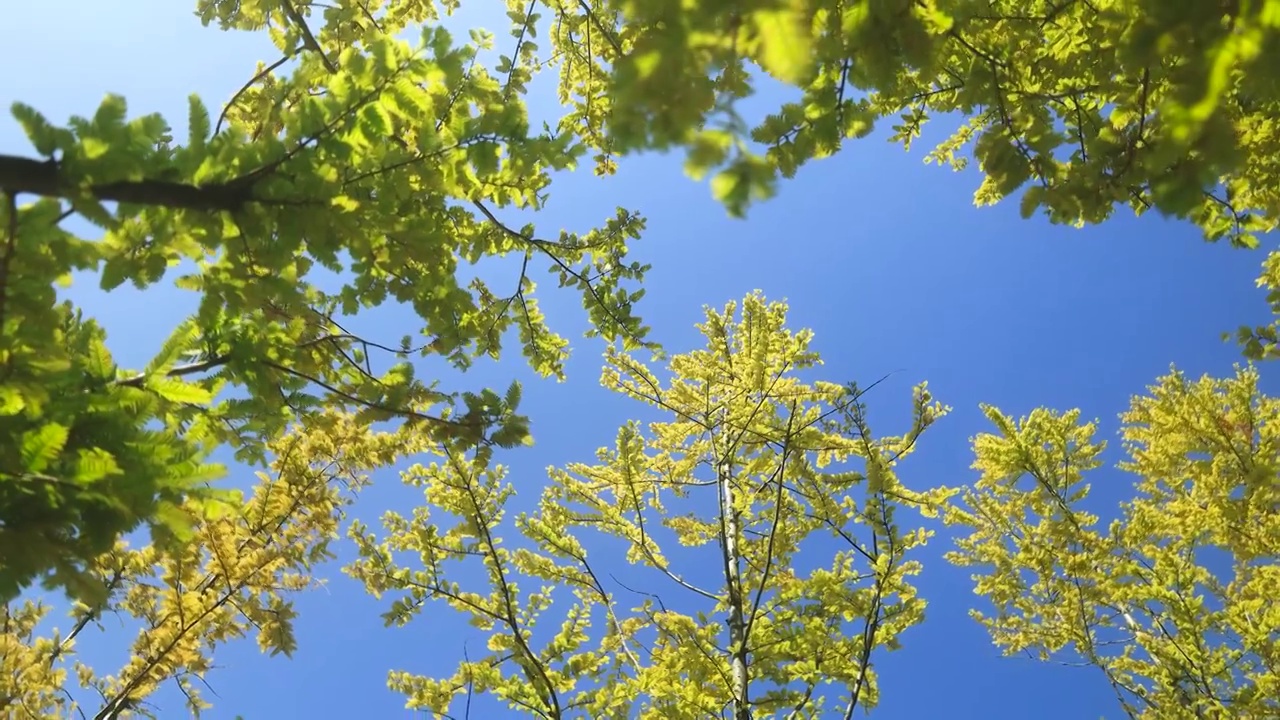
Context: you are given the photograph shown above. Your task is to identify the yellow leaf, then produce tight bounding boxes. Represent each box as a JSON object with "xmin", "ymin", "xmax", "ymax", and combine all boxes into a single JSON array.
[
  {"xmin": 330, "ymin": 194, "xmax": 361, "ymax": 212},
  {"xmin": 82, "ymin": 137, "xmax": 110, "ymax": 160}
]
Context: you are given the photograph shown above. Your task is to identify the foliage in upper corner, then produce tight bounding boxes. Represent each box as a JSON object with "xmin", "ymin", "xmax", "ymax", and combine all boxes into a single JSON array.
[
  {"xmin": 944, "ymin": 365, "xmax": 1279, "ymax": 718},
  {"xmin": 0, "ymin": 411, "xmax": 418, "ymax": 718},
  {"xmin": 345, "ymin": 291, "xmax": 955, "ymax": 718},
  {"xmin": 534, "ymin": 0, "xmax": 1280, "ymax": 361},
  {"xmin": 542, "ymin": 0, "xmax": 1280, "ymax": 241},
  {"xmin": 0, "ymin": 0, "xmax": 656, "ymax": 603}
]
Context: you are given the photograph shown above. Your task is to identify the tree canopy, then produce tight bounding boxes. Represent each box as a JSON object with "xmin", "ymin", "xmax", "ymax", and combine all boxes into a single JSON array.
[
  {"xmin": 947, "ymin": 365, "xmax": 1279, "ymax": 718},
  {"xmin": 10, "ymin": 294, "xmax": 1271, "ymax": 718},
  {"xmin": 6, "ymin": 0, "xmax": 1280, "ymax": 601},
  {"xmin": 2, "ymin": 1, "xmax": 1278, "ymax": 718},
  {"xmin": 1, "ymin": 0, "xmax": 653, "ymax": 601},
  {"xmin": 346, "ymin": 293, "xmax": 953, "ymax": 718},
  {"xmin": 553, "ymin": 0, "xmax": 1280, "ymax": 245},
  {"xmin": 1, "ymin": 411, "xmax": 418, "ymax": 717}
]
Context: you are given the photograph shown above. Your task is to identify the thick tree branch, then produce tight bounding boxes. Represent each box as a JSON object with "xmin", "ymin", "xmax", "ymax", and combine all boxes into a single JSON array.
[
  {"xmin": 0, "ymin": 190, "xmax": 16, "ymax": 330},
  {"xmin": 0, "ymin": 154, "xmax": 255, "ymax": 212}
]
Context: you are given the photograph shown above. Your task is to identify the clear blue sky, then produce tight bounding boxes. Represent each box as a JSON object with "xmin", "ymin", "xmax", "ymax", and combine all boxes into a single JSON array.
[{"xmin": 4, "ymin": 2, "xmax": 1274, "ymax": 718}]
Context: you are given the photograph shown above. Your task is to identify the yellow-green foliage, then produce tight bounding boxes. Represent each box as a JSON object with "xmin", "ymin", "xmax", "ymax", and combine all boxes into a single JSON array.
[
  {"xmin": 0, "ymin": 411, "xmax": 421, "ymax": 717},
  {"xmin": 1, "ymin": 0, "xmax": 654, "ymax": 602},
  {"xmin": 7, "ymin": 0, "xmax": 1279, "ymax": 605},
  {"xmin": 545, "ymin": 0, "xmax": 1280, "ymax": 362},
  {"xmin": 552, "ymin": 0, "xmax": 1280, "ymax": 244},
  {"xmin": 0, "ymin": 311, "xmax": 226, "ymax": 602},
  {"xmin": 347, "ymin": 292, "xmax": 955, "ymax": 718},
  {"xmin": 5, "ymin": 2, "xmax": 1279, "ymax": 718},
  {"xmin": 945, "ymin": 365, "xmax": 1279, "ymax": 718}
]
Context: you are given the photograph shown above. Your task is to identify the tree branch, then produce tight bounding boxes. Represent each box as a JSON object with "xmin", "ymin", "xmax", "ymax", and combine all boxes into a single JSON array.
[
  {"xmin": 114, "ymin": 355, "xmax": 232, "ymax": 388},
  {"xmin": 0, "ymin": 154, "xmax": 255, "ymax": 212}
]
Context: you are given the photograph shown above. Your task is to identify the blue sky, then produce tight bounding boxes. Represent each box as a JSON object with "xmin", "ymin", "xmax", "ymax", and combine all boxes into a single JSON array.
[{"xmin": 4, "ymin": 2, "xmax": 1275, "ymax": 718}]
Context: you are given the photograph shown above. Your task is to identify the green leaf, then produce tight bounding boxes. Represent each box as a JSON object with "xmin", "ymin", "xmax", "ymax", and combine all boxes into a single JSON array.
[
  {"xmin": 92, "ymin": 93, "xmax": 128, "ymax": 129},
  {"xmin": 191, "ymin": 487, "xmax": 243, "ymax": 520},
  {"xmin": 73, "ymin": 448, "xmax": 123, "ymax": 484},
  {"xmin": 145, "ymin": 317, "xmax": 200, "ymax": 376},
  {"xmin": 84, "ymin": 337, "xmax": 117, "ymax": 381},
  {"xmin": 21, "ymin": 423, "xmax": 70, "ymax": 474},
  {"xmin": 153, "ymin": 500, "xmax": 196, "ymax": 543},
  {"xmin": 179, "ymin": 462, "xmax": 227, "ymax": 486},
  {"xmin": 82, "ymin": 137, "xmax": 110, "ymax": 160},
  {"xmin": 27, "ymin": 355, "xmax": 72, "ymax": 373},
  {"xmin": 11, "ymin": 102, "xmax": 58, "ymax": 156},
  {"xmin": 1020, "ymin": 186, "xmax": 1046, "ymax": 219},
  {"xmin": 360, "ymin": 102, "xmax": 392, "ymax": 138},
  {"xmin": 0, "ymin": 386, "xmax": 26, "ymax": 416},
  {"xmin": 143, "ymin": 376, "xmax": 214, "ymax": 405},
  {"xmin": 710, "ymin": 168, "xmax": 746, "ymax": 215},
  {"xmin": 504, "ymin": 380, "xmax": 523, "ymax": 410},
  {"xmin": 100, "ymin": 257, "xmax": 129, "ymax": 291},
  {"xmin": 187, "ymin": 94, "xmax": 211, "ymax": 150},
  {"xmin": 752, "ymin": 6, "xmax": 812, "ymax": 85},
  {"xmin": 685, "ymin": 130, "xmax": 733, "ymax": 181}
]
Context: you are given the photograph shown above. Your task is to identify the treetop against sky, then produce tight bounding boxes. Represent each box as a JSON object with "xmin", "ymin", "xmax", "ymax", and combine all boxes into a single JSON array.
[{"xmin": 0, "ymin": 1, "xmax": 1277, "ymax": 718}]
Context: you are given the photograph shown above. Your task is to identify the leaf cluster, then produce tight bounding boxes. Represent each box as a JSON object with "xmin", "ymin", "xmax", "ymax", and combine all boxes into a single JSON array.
[
  {"xmin": 545, "ymin": 0, "xmax": 1280, "ymax": 243},
  {"xmin": 0, "ymin": 410, "xmax": 418, "ymax": 718},
  {"xmin": 1, "ymin": 0, "xmax": 657, "ymax": 601},
  {"xmin": 947, "ymin": 366, "xmax": 1280, "ymax": 718},
  {"xmin": 347, "ymin": 292, "xmax": 955, "ymax": 718}
]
